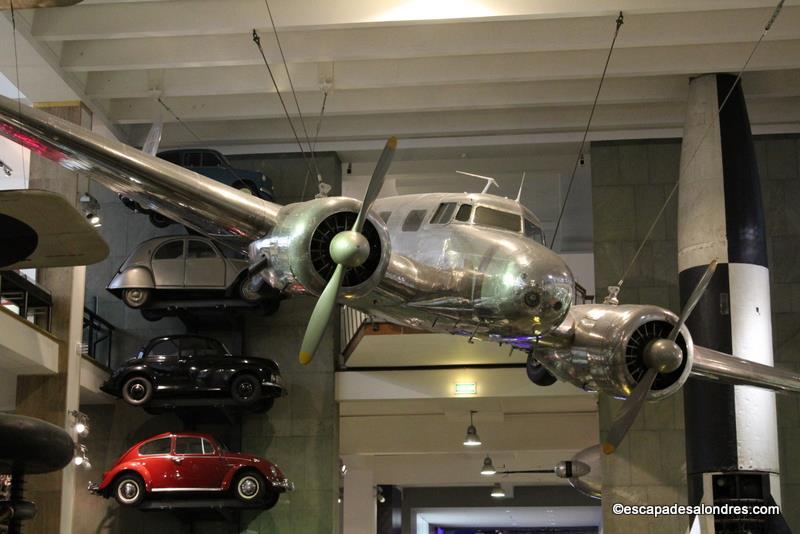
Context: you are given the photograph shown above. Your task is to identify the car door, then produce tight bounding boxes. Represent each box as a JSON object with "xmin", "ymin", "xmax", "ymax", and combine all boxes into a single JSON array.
[
  {"xmin": 172, "ymin": 436, "xmax": 225, "ymax": 489},
  {"xmin": 150, "ymin": 239, "xmax": 186, "ymax": 287},
  {"xmin": 144, "ymin": 339, "xmax": 181, "ymax": 390},
  {"xmin": 184, "ymin": 239, "xmax": 226, "ymax": 288},
  {"xmin": 137, "ymin": 436, "xmax": 175, "ymax": 490},
  {"xmin": 178, "ymin": 337, "xmax": 210, "ymax": 391}
]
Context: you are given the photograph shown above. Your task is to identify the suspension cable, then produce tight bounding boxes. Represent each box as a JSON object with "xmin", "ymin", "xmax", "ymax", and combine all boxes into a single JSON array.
[
  {"xmin": 301, "ymin": 88, "xmax": 330, "ymax": 201},
  {"xmin": 263, "ymin": 0, "xmax": 321, "ymax": 182},
  {"xmin": 549, "ymin": 11, "xmax": 624, "ymax": 249},
  {"xmin": 615, "ymin": 0, "xmax": 785, "ymax": 291},
  {"xmin": 156, "ymin": 96, "xmax": 202, "ymax": 143},
  {"xmin": 252, "ymin": 29, "xmax": 316, "ymax": 181}
]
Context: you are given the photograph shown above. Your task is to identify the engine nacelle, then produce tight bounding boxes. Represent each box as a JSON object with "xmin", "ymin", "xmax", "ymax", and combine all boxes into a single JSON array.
[
  {"xmin": 249, "ymin": 197, "xmax": 391, "ymax": 298},
  {"xmin": 533, "ymin": 304, "xmax": 694, "ymax": 400}
]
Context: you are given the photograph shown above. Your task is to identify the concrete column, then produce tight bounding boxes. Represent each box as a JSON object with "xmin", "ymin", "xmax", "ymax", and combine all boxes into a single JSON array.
[
  {"xmin": 590, "ymin": 139, "xmax": 688, "ymax": 533},
  {"xmin": 14, "ymin": 101, "xmax": 91, "ymax": 534},
  {"xmin": 343, "ymin": 467, "xmax": 376, "ymax": 534}
]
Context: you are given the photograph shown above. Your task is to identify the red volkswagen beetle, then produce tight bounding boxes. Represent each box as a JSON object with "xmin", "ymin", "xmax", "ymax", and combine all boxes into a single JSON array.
[{"xmin": 88, "ymin": 432, "xmax": 292, "ymax": 509}]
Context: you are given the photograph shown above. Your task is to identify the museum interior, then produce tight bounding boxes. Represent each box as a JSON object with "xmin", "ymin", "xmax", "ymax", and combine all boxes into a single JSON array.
[{"xmin": 1, "ymin": 1, "xmax": 799, "ymax": 533}]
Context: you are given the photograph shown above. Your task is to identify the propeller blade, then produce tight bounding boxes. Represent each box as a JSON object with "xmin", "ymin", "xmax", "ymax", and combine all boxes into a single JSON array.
[
  {"xmin": 353, "ymin": 136, "xmax": 397, "ymax": 232},
  {"xmin": 602, "ymin": 368, "xmax": 658, "ymax": 454},
  {"xmin": 299, "ymin": 264, "xmax": 345, "ymax": 365},
  {"xmin": 669, "ymin": 259, "xmax": 717, "ymax": 341}
]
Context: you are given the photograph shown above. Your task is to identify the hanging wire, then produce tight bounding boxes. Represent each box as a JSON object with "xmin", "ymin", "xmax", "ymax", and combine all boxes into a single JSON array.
[
  {"xmin": 8, "ymin": 0, "xmax": 28, "ymax": 188},
  {"xmin": 252, "ymin": 29, "xmax": 316, "ymax": 181},
  {"xmin": 263, "ymin": 0, "xmax": 321, "ymax": 182},
  {"xmin": 301, "ymin": 88, "xmax": 330, "ymax": 201},
  {"xmin": 549, "ymin": 11, "xmax": 624, "ymax": 250},
  {"xmin": 156, "ymin": 96, "xmax": 202, "ymax": 143},
  {"xmin": 615, "ymin": 0, "xmax": 785, "ymax": 291}
]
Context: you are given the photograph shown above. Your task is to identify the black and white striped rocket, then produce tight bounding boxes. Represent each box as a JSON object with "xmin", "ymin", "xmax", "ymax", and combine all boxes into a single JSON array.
[{"xmin": 678, "ymin": 73, "xmax": 789, "ymax": 532}]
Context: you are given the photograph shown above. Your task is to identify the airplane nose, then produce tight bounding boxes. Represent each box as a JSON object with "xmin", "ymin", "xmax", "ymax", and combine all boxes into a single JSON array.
[{"xmin": 518, "ymin": 248, "xmax": 574, "ymax": 333}]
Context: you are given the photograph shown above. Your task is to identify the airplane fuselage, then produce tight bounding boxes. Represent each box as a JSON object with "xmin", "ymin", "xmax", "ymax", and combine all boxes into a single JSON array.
[{"xmin": 339, "ymin": 192, "xmax": 575, "ymax": 345}]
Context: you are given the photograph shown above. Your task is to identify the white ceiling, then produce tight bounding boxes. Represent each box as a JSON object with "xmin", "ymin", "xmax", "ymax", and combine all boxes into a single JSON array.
[
  {"xmin": 3, "ymin": 1, "xmax": 799, "ymax": 251},
  {"xmin": 416, "ymin": 506, "xmax": 601, "ymax": 529},
  {"xmin": 3, "ymin": 0, "xmax": 798, "ymax": 148}
]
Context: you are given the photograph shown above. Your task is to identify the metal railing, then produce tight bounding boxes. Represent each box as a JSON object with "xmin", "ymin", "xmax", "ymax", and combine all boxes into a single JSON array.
[
  {"xmin": 0, "ymin": 270, "xmax": 52, "ymax": 331},
  {"xmin": 82, "ymin": 307, "xmax": 115, "ymax": 369},
  {"xmin": 340, "ymin": 305, "xmax": 370, "ymax": 354}
]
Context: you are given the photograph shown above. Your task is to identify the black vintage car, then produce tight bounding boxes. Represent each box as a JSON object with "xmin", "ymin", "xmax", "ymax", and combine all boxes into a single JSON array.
[{"xmin": 101, "ymin": 335, "xmax": 285, "ymax": 412}]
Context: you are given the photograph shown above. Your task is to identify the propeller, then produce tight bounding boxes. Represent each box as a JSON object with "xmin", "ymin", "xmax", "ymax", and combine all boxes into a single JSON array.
[
  {"xmin": 298, "ymin": 137, "xmax": 397, "ymax": 365},
  {"xmin": 602, "ymin": 260, "xmax": 718, "ymax": 454}
]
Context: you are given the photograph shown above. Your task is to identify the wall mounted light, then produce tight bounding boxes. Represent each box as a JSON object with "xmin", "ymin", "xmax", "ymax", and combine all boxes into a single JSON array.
[
  {"xmin": 78, "ymin": 193, "xmax": 102, "ymax": 227},
  {"xmin": 69, "ymin": 410, "xmax": 90, "ymax": 437},
  {"xmin": 480, "ymin": 455, "xmax": 497, "ymax": 476},
  {"xmin": 463, "ymin": 410, "xmax": 481, "ymax": 447},
  {"xmin": 73, "ymin": 444, "xmax": 91, "ymax": 469},
  {"xmin": 376, "ymin": 486, "xmax": 386, "ymax": 504},
  {"xmin": 490, "ymin": 483, "xmax": 506, "ymax": 498}
]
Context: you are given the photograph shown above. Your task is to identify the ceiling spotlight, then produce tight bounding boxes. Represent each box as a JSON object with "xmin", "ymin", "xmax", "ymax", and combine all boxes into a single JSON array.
[
  {"xmin": 70, "ymin": 410, "xmax": 90, "ymax": 437},
  {"xmin": 490, "ymin": 483, "xmax": 506, "ymax": 499},
  {"xmin": 480, "ymin": 455, "xmax": 496, "ymax": 476},
  {"xmin": 463, "ymin": 410, "xmax": 481, "ymax": 447}
]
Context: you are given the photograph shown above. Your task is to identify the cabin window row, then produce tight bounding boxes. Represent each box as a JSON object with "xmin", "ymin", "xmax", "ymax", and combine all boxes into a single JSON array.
[{"xmin": 384, "ymin": 202, "xmax": 545, "ymax": 244}]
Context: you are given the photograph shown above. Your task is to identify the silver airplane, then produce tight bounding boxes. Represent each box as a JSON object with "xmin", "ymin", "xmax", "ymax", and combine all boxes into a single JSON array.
[{"xmin": 1, "ymin": 94, "xmax": 799, "ymax": 453}]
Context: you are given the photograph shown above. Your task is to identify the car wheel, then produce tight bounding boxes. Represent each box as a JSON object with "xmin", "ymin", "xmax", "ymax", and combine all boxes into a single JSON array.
[
  {"xmin": 230, "ymin": 374, "xmax": 262, "ymax": 405},
  {"xmin": 232, "ymin": 471, "xmax": 266, "ymax": 502},
  {"xmin": 122, "ymin": 288, "xmax": 150, "ymax": 308},
  {"xmin": 114, "ymin": 473, "xmax": 145, "ymax": 506},
  {"xmin": 121, "ymin": 376, "xmax": 154, "ymax": 406},
  {"xmin": 261, "ymin": 489, "xmax": 280, "ymax": 510},
  {"xmin": 238, "ymin": 276, "xmax": 264, "ymax": 303},
  {"xmin": 148, "ymin": 212, "xmax": 173, "ymax": 228},
  {"xmin": 526, "ymin": 356, "xmax": 557, "ymax": 387}
]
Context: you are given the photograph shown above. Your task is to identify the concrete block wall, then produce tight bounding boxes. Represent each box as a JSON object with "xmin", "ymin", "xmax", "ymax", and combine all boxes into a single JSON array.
[
  {"xmin": 77, "ymin": 151, "xmax": 342, "ymax": 533},
  {"xmin": 591, "ymin": 139, "xmax": 688, "ymax": 534},
  {"xmin": 755, "ymin": 135, "xmax": 800, "ymax": 528},
  {"xmin": 591, "ymin": 136, "xmax": 800, "ymax": 532}
]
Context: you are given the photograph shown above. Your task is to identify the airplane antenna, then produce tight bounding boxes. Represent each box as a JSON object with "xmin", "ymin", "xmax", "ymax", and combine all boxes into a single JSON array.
[
  {"xmin": 515, "ymin": 171, "xmax": 527, "ymax": 203},
  {"xmin": 456, "ymin": 171, "xmax": 499, "ymax": 194}
]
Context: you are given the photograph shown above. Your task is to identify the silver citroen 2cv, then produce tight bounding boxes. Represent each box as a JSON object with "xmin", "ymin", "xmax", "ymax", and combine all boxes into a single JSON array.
[{"xmin": 107, "ymin": 236, "xmax": 265, "ymax": 309}]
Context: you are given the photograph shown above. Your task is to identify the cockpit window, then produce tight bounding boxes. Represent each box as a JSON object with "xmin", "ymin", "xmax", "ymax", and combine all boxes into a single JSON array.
[
  {"xmin": 402, "ymin": 209, "xmax": 427, "ymax": 232},
  {"xmin": 454, "ymin": 204, "xmax": 472, "ymax": 222},
  {"xmin": 524, "ymin": 218, "xmax": 545, "ymax": 245},
  {"xmin": 473, "ymin": 206, "xmax": 522, "ymax": 232},
  {"xmin": 430, "ymin": 202, "xmax": 457, "ymax": 224}
]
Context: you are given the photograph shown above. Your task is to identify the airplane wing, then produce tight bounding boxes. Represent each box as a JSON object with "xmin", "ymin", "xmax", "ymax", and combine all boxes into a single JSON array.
[
  {"xmin": 691, "ymin": 345, "xmax": 800, "ymax": 393},
  {"xmin": 0, "ymin": 95, "xmax": 281, "ymax": 246}
]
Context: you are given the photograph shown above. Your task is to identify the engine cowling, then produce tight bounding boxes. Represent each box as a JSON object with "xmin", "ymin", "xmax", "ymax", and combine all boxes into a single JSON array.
[
  {"xmin": 532, "ymin": 304, "xmax": 694, "ymax": 400},
  {"xmin": 249, "ymin": 197, "xmax": 391, "ymax": 298}
]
